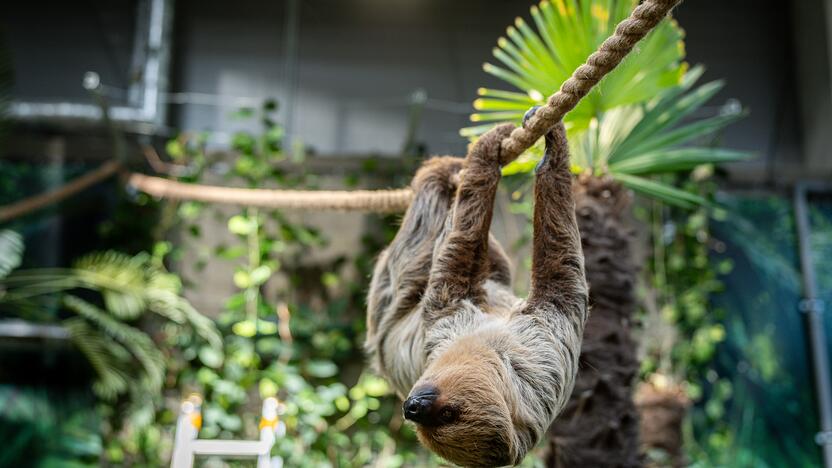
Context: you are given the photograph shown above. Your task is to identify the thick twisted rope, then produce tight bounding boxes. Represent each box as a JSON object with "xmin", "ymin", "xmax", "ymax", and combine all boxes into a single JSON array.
[
  {"xmin": 0, "ymin": 0, "xmax": 681, "ymax": 220},
  {"xmin": 127, "ymin": 172, "xmax": 414, "ymax": 213},
  {"xmin": 499, "ymin": 0, "xmax": 682, "ymax": 163},
  {"xmin": 0, "ymin": 160, "xmax": 122, "ymax": 223}
]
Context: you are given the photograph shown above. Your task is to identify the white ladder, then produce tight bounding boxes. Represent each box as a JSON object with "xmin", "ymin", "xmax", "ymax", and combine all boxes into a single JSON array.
[{"xmin": 170, "ymin": 395, "xmax": 286, "ymax": 468}]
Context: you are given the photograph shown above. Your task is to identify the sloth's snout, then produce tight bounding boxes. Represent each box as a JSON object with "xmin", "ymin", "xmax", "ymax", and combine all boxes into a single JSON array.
[{"xmin": 403, "ymin": 386, "xmax": 439, "ymax": 425}]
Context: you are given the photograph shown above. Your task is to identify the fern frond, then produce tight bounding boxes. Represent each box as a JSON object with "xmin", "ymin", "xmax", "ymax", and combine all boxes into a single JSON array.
[
  {"xmin": 64, "ymin": 318, "xmax": 131, "ymax": 400},
  {"xmin": 63, "ymin": 296, "xmax": 165, "ymax": 393},
  {"xmin": 0, "ymin": 230, "xmax": 23, "ymax": 279}
]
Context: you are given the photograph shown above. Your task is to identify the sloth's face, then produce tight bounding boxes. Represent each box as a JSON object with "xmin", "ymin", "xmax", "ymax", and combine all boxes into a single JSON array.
[{"xmin": 404, "ymin": 340, "xmax": 518, "ymax": 467}]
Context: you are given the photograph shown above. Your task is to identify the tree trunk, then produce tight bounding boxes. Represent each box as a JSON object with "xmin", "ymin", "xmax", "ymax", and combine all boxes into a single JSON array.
[{"xmin": 546, "ymin": 175, "xmax": 642, "ymax": 468}]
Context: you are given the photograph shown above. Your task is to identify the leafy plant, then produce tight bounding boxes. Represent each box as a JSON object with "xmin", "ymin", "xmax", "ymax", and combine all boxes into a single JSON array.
[
  {"xmin": 101, "ymin": 101, "xmax": 434, "ymax": 466},
  {"xmin": 466, "ymin": 0, "xmax": 752, "ymax": 209},
  {"xmin": 0, "ymin": 247, "xmax": 221, "ymax": 400},
  {"xmin": 465, "ymin": 0, "xmax": 686, "ymax": 136},
  {"xmin": 502, "ymin": 67, "xmax": 751, "ymax": 207},
  {"xmin": 0, "ymin": 386, "xmax": 101, "ymax": 467},
  {"xmin": 0, "ymin": 229, "xmax": 23, "ymax": 278}
]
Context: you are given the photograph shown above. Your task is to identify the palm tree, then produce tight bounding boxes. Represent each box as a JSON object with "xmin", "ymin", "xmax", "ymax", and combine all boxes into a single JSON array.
[{"xmin": 464, "ymin": 1, "xmax": 750, "ymax": 466}]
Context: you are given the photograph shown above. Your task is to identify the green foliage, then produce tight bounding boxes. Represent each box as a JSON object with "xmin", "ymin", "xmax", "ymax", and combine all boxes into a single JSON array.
[
  {"xmin": 637, "ymin": 168, "xmax": 729, "ymax": 383},
  {"xmin": 0, "ymin": 386, "xmax": 101, "ymax": 467},
  {"xmin": 465, "ymin": 0, "xmax": 685, "ymax": 134},
  {"xmin": 464, "ymin": 0, "xmax": 750, "ymax": 209},
  {"xmin": 0, "ymin": 249, "xmax": 221, "ymax": 401},
  {"xmin": 505, "ymin": 69, "xmax": 751, "ymax": 207},
  {"xmin": 634, "ymin": 168, "xmax": 732, "ymax": 465},
  {"xmin": 682, "ymin": 196, "xmax": 824, "ymax": 467},
  {"xmin": 0, "ymin": 229, "xmax": 23, "ymax": 278},
  {"xmin": 102, "ymin": 101, "xmax": 431, "ymax": 466}
]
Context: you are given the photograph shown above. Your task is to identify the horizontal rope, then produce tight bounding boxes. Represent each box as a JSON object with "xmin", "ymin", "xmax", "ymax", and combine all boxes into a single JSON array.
[
  {"xmin": 0, "ymin": 160, "xmax": 122, "ymax": 223},
  {"xmin": 127, "ymin": 172, "xmax": 414, "ymax": 213}
]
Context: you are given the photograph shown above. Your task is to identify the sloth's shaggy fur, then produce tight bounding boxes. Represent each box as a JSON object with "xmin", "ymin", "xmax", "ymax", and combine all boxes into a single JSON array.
[{"xmin": 365, "ymin": 120, "xmax": 588, "ymax": 467}]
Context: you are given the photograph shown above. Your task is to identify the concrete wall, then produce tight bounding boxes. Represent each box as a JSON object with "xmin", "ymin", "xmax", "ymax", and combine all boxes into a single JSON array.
[
  {"xmin": 169, "ymin": 0, "xmax": 808, "ymax": 168},
  {"xmin": 170, "ymin": 0, "xmax": 535, "ymax": 156}
]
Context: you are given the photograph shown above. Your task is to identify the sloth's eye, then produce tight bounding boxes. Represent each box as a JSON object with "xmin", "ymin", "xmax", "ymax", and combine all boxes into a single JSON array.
[{"xmin": 439, "ymin": 407, "xmax": 458, "ymax": 424}]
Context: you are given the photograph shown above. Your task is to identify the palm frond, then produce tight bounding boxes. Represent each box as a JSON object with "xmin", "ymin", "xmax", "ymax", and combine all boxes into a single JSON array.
[
  {"xmin": 465, "ymin": 0, "xmax": 685, "ymax": 136},
  {"xmin": 609, "ymin": 74, "xmax": 727, "ymax": 163},
  {"xmin": 0, "ymin": 230, "xmax": 23, "ymax": 279},
  {"xmin": 73, "ymin": 251, "xmax": 221, "ymax": 347},
  {"xmin": 609, "ymin": 148, "xmax": 752, "ymax": 175},
  {"xmin": 63, "ymin": 318, "xmax": 132, "ymax": 400},
  {"xmin": 63, "ymin": 296, "xmax": 165, "ymax": 393},
  {"xmin": 73, "ymin": 251, "xmax": 148, "ymax": 320},
  {"xmin": 2, "ymin": 250, "xmax": 222, "ymax": 348},
  {"xmin": 613, "ymin": 173, "xmax": 709, "ymax": 209},
  {"xmin": 500, "ymin": 70, "xmax": 750, "ymax": 207}
]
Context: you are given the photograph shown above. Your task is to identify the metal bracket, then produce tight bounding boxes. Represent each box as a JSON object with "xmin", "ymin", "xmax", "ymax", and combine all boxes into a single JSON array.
[{"xmin": 799, "ymin": 298, "xmax": 826, "ymax": 314}]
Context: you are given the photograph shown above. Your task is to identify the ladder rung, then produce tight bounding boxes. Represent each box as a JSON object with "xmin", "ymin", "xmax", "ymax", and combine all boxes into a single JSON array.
[{"xmin": 190, "ymin": 440, "xmax": 272, "ymax": 456}]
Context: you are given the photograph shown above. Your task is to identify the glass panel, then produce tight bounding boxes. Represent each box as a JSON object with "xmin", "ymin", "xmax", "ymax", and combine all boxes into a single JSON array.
[
  {"xmin": 698, "ymin": 194, "xmax": 822, "ymax": 466},
  {"xmin": 808, "ymin": 192, "xmax": 832, "ymax": 368}
]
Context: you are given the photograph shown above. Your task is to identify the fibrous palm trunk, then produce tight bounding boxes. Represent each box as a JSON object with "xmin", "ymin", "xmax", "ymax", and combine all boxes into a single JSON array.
[{"xmin": 546, "ymin": 175, "xmax": 642, "ymax": 468}]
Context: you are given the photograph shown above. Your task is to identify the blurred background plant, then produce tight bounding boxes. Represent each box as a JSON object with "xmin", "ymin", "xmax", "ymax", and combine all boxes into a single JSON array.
[{"xmin": 92, "ymin": 101, "xmax": 445, "ymax": 466}]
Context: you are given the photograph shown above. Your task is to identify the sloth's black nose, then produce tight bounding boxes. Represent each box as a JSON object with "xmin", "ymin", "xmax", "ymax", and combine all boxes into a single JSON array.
[{"xmin": 403, "ymin": 386, "xmax": 438, "ymax": 425}]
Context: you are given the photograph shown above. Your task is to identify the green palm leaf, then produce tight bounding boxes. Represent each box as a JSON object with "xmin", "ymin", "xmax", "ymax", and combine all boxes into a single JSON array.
[
  {"xmin": 63, "ymin": 296, "xmax": 165, "ymax": 393},
  {"xmin": 609, "ymin": 74, "xmax": 726, "ymax": 163},
  {"xmin": 73, "ymin": 252, "xmax": 148, "ymax": 320},
  {"xmin": 612, "ymin": 111, "xmax": 746, "ymax": 161},
  {"xmin": 63, "ymin": 318, "xmax": 132, "ymax": 400},
  {"xmin": 0, "ymin": 248, "xmax": 222, "ymax": 400},
  {"xmin": 609, "ymin": 148, "xmax": 752, "ymax": 175},
  {"xmin": 612, "ymin": 173, "xmax": 708, "ymax": 209},
  {"xmin": 466, "ymin": 0, "xmax": 685, "ymax": 135},
  {"xmin": 0, "ymin": 230, "xmax": 23, "ymax": 279}
]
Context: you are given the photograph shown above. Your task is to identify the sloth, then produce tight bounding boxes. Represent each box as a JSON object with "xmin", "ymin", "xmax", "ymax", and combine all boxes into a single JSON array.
[{"xmin": 365, "ymin": 109, "xmax": 588, "ymax": 467}]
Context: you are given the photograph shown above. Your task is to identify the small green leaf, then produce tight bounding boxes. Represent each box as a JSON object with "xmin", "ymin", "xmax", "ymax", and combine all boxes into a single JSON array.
[
  {"xmin": 257, "ymin": 320, "xmax": 278, "ymax": 335},
  {"xmin": 321, "ymin": 272, "xmax": 339, "ymax": 287},
  {"xmin": 199, "ymin": 346, "xmax": 224, "ymax": 369},
  {"xmin": 216, "ymin": 245, "xmax": 247, "ymax": 260},
  {"xmin": 250, "ymin": 265, "xmax": 272, "ymax": 286},
  {"xmin": 306, "ymin": 360, "xmax": 338, "ymax": 378},
  {"xmin": 227, "ymin": 215, "xmax": 255, "ymax": 236},
  {"xmin": 230, "ymin": 107, "xmax": 255, "ymax": 120},
  {"xmin": 259, "ymin": 378, "xmax": 278, "ymax": 397},
  {"xmin": 233, "ymin": 270, "xmax": 251, "ymax": 289},
  {"xmin": 232, "ymin": 320, "xmax": 257, "ymax": 338},
  {"xmin": 165, "ymin": 140, "xmax": 184, "ymax": 160},
  {"xmin": 362, "ymin": 375, "xmax": 390, "ymax": 397}
]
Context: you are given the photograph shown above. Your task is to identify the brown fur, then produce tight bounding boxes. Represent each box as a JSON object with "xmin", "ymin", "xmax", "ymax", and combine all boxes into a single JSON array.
[{"xmin": 366, "ymin": 119, "xmax": 588, "ymax": 466}]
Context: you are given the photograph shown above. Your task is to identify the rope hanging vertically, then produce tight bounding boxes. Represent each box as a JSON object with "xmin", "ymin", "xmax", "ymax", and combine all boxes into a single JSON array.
[{"xmin": 0, "ymin": 0, "xmax": 682, "ymax": 220}]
